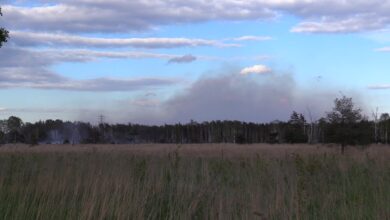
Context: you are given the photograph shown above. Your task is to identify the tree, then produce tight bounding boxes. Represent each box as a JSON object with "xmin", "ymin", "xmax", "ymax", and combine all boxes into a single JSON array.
[
  {"xmin": 326, "ymin": 96, "xmax": 364, "ymax": 154},
  {"xmin": 0, "ymin": 131, "xmax": 5, "ymax": 145},
  {"xmin": 285, "ymin": 111, "xmax": 307, "ymax": 143},
  {"xmin": 289, "ymin": 111, "xmax": 306, "ymax": 125},
  {"xmin": 0, "ymin": 7, "xmax": 9, "ymax": 48},
  {"xmin": 7, "ymin": 116, "xmax": 23, "ymax": 143},
  {"xmin": 380, "ymin": 113, "xmax": 390, "ymax": 144},
  {"xmin": 380, "ymin": 113, "xmax": 390, "ymax": 121}
]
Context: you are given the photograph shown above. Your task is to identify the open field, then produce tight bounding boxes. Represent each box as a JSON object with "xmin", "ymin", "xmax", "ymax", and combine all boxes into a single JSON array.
[{"xmin": 0, "ymin": 144, "xmax": 389, "ymax": 219}]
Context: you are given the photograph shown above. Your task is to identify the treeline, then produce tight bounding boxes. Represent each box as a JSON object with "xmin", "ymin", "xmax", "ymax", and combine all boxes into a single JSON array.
[{"xmin": 0, "ymin": 96, "xmax": 389, "ymax": 146}]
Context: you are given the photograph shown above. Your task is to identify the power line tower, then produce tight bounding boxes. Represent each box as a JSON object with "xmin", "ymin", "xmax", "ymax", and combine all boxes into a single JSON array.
[{"xmin": 99, "ymin": 114, "xmax": 105, "ymax": 125}]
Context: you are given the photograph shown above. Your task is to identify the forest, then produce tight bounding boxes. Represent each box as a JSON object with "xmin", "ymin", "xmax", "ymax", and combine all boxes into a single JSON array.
[{"xmin": 1, "ymin": 96, "xmax": 389, "ymax": 147}]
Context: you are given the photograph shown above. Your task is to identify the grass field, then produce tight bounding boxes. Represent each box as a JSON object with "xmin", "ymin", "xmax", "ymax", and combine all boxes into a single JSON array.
[{"xmin": 0, "ymin": 144, "xmax": 389, "ymax": 219}]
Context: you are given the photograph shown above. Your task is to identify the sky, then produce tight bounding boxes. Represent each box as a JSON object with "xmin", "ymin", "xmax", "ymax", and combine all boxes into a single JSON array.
[{"xmin": 1, "ymin": 0, "xmax": 390, "ymax": 124}]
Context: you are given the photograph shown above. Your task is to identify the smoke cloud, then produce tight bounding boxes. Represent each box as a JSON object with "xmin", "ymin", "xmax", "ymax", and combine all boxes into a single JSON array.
[
  {"xmin": 161, "ymin": 72, "xmax": 334, "ymax": 123},
  {"xmin": 92, "ymin": 70, "xmax": 369, "ymax": 124},
  {"xmin": 0, "ymin": 69, "xmax": 368, "ymax": 124}
]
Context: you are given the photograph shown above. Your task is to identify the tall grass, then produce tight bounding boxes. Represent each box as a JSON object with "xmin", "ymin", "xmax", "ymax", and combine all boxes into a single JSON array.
[{"xmin": 0, "ymin": 144, "xmax": 388, "ymax": 219}]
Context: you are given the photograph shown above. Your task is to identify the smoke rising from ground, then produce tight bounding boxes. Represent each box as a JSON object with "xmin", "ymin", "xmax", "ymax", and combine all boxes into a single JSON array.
[
  {"xmin": 0, "ymin": 69, "xmax": 368, "ymax": 124},
  {"xmin": 85, "ymin": 69, "xmax": 368, "ymax": 124},
  {"xmin": 162, "ymin": 72, "xmax": 342, "ymax": 123}
]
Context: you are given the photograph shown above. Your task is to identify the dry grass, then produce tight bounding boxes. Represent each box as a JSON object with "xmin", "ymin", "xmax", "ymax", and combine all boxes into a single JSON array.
[
  {"xmin": 0, "ymin": 144, "xmax": 388, "ymax": 219},
  {"xmin": 1, "ymin": 143, "xmax": 389, "ymax": 157}
]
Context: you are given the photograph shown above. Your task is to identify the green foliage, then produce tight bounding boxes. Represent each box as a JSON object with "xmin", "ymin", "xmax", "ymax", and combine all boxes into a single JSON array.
[
  {"xmin": 0, "ymin": 107, "xmax": 387, "ymax": 146},
  {"xmin": 0, "ymin": 7, "xmax": 9, "ymax": 48},
  {"xmin": 7, "ymin": 116, "xmax": 23, "ymax": 132},
  {"xmin": 326, "ymin": 120, "xmax": 373, "ymax": 146},
  {"xmin": 326, "ymin": 96, "xmax": 367, "ymax": 152},
  {"xmin": 285, "ymin": 111, "xmax": 308, "ymax": 143},
  {"xmin": 327, "ymin": 96, "xmax": 363, "ymax": 124},
  {"xmin": 379, "ymin": 114, "xmax": 390, "ymax": 144},
  {"xmin": 234, "ymin": 134, "xmax": 246, "ymax": 144},
  {"xmin": 0, "ymin": 131, "xmax": 4, "ymax": 144},
  {"xmin": 5, "ymin": 116, "xmax": 24, "ymax": 143}
]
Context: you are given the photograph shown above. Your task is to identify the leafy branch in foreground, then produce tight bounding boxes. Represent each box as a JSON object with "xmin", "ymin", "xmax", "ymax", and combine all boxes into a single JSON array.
[{"xmin": 0, "ymin": 7, "xmax": 9, "ymax": 48}]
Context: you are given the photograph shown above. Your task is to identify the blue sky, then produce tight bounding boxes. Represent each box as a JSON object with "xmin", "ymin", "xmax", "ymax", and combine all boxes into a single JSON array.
[{"xmin": 1, "ymin": 1, "xmax": 390, "ymax": 124}]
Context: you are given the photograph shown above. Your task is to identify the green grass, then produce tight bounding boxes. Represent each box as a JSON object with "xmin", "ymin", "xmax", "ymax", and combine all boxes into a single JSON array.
[{"xmin": 0, "ymin": 145, "xmax": 388, "ymax": 219}]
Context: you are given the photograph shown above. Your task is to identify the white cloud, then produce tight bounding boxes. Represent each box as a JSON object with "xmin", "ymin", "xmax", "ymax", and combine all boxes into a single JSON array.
[
  {"xmin": 0, "ymin": 48, "xmax": 181, "ymax": 92},
  {"xmin": 240, "ymin": 65, "xmax": 272, "ymax": 75},
  {"xmin": 291, "ymin": 15, "xmax": 389, "ymax": 33},
  {"xmin": 10, "ymin": 31, "xmax": 238, "ymax": 48},
  {"xmin": 0, "ymin": 67, "xmax": 178, "ymax": 91},
  {"xmin": 0, "ymin": 47, "xmax": 270, "ymax": 70},
  {"xmin": 233, "ymin": 36, "xmax": 273, "ymax": 41},
  {"xmin": 0, "ymin": 47, "xmax": 194, "ymax": 68},
  {"xmin": 4, "ymin": 1, "xmax": 390, "ymax": 34},
  {"xmin": 1, "ymin": 2, "xmax": 276, "ymax": 33},
  {"xmin": 368, "ymin": 84, "xmax": 390, "ymax": 90},
  {"xmin": 375, "ymin": 47, "xmax": 390, "ymax": 52},
  {"xmin": 0, "ymin": 47, "xmax": 269, "ymax": 93}
]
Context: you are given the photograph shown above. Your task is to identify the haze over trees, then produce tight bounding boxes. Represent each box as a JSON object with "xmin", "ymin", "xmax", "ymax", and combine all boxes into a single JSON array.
[
  {"xmin": 0, "ymin": 96, "xmax": 388, "ymax": 151},
  {"xmin": 0, "ymin": 7, "xmax": 9, "ymax": 48},
  {"xmin": 0, "ymin": 13, "xmax": 380, "ymax": 150}
]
